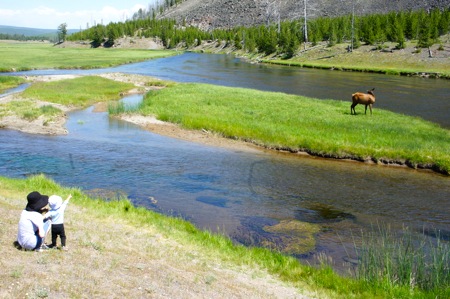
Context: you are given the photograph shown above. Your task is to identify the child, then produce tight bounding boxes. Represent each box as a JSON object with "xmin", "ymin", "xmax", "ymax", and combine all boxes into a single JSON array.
[
  {"xmin": 17, "ymin": 191, "xmax": 51, "ymax": 252},
  {"xmin": 45, "ymin": 194, "xmax": 71, "ymax": 250}
]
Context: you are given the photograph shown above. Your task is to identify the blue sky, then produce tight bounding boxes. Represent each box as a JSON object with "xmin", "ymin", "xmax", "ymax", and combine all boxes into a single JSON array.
[{"xmin": 0, "ymin": 0, "xmax": 157, "ymax": 29}]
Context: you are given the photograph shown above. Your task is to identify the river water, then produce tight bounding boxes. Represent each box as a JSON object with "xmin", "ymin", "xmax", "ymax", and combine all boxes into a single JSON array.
[{"xmin": 1, "ymin": 53, "xmax": 449, "ymax": 271}]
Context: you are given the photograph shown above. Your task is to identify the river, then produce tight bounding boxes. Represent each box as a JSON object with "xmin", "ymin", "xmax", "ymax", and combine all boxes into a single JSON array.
[{"xmin": 1, "ymin": 53, "xmax": 449, "ymax": 272}]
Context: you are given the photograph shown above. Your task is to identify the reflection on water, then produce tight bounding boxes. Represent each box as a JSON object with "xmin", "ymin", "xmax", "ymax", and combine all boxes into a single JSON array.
[{"xmin": 0, "ymin": 94, "xmax": 448, "ymax": 272}]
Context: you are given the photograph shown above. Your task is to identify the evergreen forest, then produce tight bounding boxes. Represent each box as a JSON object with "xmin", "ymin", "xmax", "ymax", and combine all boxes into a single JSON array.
[{"xmin": 66, "ymin": 7, "xmax": 450, "ymax": 58}]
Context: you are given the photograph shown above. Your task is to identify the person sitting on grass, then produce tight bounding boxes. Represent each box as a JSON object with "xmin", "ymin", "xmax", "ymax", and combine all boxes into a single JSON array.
[
  {"xmin": 45, "ymin": 194, "xmax": 71, "ymax": 250},
  {"xmin": 16, "ymin": 191, "xmax": 52, "ymax": 252}
]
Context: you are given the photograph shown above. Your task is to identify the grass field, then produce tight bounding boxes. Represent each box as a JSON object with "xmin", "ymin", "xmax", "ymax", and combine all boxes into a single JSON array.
[
  {"xmin": 112, "ymin": 82, "xmax": 450, "ymax": 174},
  {"xmin": 0, "ymin": 41, "xmax": 176, "ymax": 71}
]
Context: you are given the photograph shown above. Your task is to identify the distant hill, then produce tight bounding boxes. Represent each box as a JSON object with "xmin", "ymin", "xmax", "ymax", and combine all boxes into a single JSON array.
[
  {"xmin": 158, "ymin": 0, "xmax": 448, "ymax": 29},
  {"xmin": 0, "ymin": 25, "xmax": 78, "ymax": 38}
]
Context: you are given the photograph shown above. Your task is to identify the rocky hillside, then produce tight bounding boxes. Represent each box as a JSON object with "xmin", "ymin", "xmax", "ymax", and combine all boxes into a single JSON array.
[{"xmin": 159, "ymin": 0, "xmax": 448, "ymax": 30}]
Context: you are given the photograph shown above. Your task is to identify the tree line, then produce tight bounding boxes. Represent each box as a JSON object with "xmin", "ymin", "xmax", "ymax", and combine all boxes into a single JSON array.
[
  {"xmin": 67, "ymin": 7, "xmax": 449, "ymax": 57},
  {"xmin": 0, "ymin": 33, "xmax": 56, "ymax": 42}
]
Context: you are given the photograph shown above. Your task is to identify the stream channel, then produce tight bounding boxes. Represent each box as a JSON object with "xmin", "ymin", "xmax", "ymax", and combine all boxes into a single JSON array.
[{"xmin": 1, "ymin": 53, "xmax": 449, "ymax": 273}]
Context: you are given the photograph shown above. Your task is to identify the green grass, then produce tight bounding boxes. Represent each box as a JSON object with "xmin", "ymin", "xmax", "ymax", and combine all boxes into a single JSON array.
[
  {"xmin": 2, "ymin": 174, "xmax": 448, "ymax": 298},
  {"xmin": 355, "ymin": 224, "xmax": 449, "ymax": 293},
  {"xmin": 114, "ymin": 82, "xmax": 450, "ymax": 174},
  {"xmin": 22, "ymin": 76, "xmax": 135, "ymax": 108},
  {"xmin": 0, "ymin": 75, "xmax": 136, "ymax": 132},
  {"xmin": 0, "ymin": 41, "xmax": 176, "ymax": 71},
  {"xmin": 0, "ymin": 100, "xmax": 62, "ymax": 121},
  {"xmin": 0, "ymin": 75, "xmax": 25, "ymax": 92}
]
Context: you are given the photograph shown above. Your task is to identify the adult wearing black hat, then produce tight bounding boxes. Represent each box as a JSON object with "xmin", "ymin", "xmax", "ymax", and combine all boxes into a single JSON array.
[{"xmin": 17, "ymin": 191, "xmax": 51, "ymax": 251}]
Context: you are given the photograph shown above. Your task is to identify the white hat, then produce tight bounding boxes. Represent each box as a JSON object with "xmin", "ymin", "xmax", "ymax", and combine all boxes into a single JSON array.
[{"xmin": 49, "ymin": 195, "xmax": 63, "ymax": 210}]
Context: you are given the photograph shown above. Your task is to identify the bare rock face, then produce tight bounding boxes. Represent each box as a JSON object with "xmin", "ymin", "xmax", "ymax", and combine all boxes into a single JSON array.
[{"xmin": 158, "ymin": 0, "xmax": 448, "ymax": 30}]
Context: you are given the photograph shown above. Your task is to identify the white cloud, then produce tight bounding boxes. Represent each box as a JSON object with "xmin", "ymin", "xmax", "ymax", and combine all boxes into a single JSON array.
[{"xmin": 0, "ymin": 4, "xmax": 147, "ymax": 29}]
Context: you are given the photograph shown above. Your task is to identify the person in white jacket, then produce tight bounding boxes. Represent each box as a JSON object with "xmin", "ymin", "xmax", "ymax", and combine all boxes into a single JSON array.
[
  {"xmin": 45, "ymin": 194, "xmax": 71, "ymax": 250},
  {"xmin": 16, "ymin": 191, "xmax": 51, "ymax": 252}
]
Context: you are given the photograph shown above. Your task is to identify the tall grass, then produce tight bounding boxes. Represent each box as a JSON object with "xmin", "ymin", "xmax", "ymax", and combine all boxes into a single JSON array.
[
  {"xmin": 354, "ymin": 224, "xmax": 449, "ymax": 294},
  {"xmin": 0, "ymin": 75, "xmax": 25, "ymax": 92},
  {"xmin": 0, "ymin": 100, "xmax": 62, "ymax": 120},
  {"xmin": 112, "ymin": 82, "xmax": 450, "ymax": 174}
]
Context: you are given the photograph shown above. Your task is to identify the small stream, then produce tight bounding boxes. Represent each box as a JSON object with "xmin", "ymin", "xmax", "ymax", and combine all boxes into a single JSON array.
[{"xmin": 1, "ymin": 53, "xmax": 449, "ymax": 272}]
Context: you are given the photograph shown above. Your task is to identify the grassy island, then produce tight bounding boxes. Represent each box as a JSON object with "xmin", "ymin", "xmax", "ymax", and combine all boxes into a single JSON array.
[{"xmin": 113, "ymin": 81, "xmax": 450, "ymax": 174}]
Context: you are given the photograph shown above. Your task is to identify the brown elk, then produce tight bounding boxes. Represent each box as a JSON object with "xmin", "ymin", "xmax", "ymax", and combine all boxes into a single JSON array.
[{"xmin": 351, "ymin": 88, "xmax": 375, "ymax": 115}]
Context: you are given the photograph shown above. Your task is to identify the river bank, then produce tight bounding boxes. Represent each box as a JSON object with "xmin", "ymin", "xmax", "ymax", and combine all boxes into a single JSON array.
[
  {"xmin": 0, "ymin": 175, "xmax": 315, "ymax": 299},
  {"xmin": 1, "ymin": 73, "xmax": 449, "ymax": 175},
  {"xmin": 184, "ymin": 35, "xmax": 450, "ymax": 79}
]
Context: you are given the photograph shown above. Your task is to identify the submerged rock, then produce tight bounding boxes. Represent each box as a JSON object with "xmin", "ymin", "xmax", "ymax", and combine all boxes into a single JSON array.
[
  {"xmin": 233, "ymin": 217, "xmax": 321, "ymax": 256},
  {"xmin": 295, "ymin": 203, "xmax": 356, "ymax": 224},
  {"xmin": 196, "ymin": 196, "xmax": 228, "ymax": 208},
  {"xmin": 263, "ymin": 220, "xmax": 321, "ymax": 255}
]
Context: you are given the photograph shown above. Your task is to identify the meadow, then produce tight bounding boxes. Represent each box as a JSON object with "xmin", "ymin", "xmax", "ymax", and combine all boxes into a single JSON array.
[{"xmin": 0, "ymin": 41, "xmax": 175, "ymax": 71}]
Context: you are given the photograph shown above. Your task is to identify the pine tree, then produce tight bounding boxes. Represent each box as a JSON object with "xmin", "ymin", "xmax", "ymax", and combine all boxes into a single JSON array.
[
  {"xmin": 57, "ymin": 23, "xmax": 68, "ymax": 43},
  {"xmin": 417, "ymin": 12, "xmax": 433, "ymax": 48}
]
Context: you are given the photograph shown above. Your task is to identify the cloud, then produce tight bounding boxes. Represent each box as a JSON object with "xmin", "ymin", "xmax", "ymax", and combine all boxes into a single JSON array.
[{"xmin": 0, "ymin": 4, "xmax": 147, "ymax": 29}]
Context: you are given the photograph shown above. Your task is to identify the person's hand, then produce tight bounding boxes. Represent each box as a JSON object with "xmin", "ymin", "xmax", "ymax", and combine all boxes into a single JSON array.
[{"xmin": 67, "ymin": 194, "xmax": 72, "ymax": 201}]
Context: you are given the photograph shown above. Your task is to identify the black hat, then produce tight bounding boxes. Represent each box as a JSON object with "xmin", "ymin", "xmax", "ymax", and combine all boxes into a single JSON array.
[{"xmin": 25, "ymin": 191, "xmax": 49, "ymax": 212}]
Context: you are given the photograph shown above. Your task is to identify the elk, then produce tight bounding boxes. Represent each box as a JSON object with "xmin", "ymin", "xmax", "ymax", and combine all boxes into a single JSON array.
[{"xmin": 351, "ymin": 88, "xmax": 375, "ymax": 115}]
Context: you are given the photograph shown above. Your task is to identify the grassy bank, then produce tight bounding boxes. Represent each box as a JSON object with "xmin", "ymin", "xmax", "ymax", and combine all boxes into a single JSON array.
[
  {"xmin": 21, "ymin": 76, "xmax": 135, "ymax": 108},
  {"xmin": 0, "ymin": 75, "xmax": 25, "ymax": 92},
  {"xmin": 112, "ymin": 82, "xmax": 450, "ymax": 174},
  {"xmin": 2, "ymin": 174, "xmax": 447, "ymax": 298},
  {"xmin": 0, "ymin": 41, "xmax": 176, "ymax": 72},
  {"xmin": 0, "ymin": 76, "xmax": 137, "ymax": 134},
  {"xmin": 261, "ymin": 41, "xmax": 450, "ymax": 79}
]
